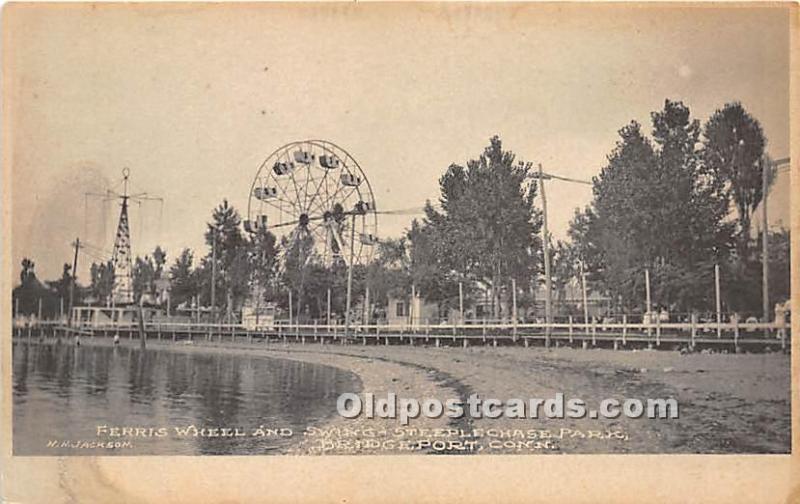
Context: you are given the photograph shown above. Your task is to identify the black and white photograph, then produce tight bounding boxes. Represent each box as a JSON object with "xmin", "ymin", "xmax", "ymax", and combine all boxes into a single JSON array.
[{"xmin": 2, "ymin": 2, "xmax": 796, "ymax": 502}]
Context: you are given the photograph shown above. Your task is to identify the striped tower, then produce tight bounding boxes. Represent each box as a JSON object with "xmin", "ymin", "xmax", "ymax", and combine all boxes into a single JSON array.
[{"xmin": 111, "ymin": 197, "xmax": 134, "ymax": 305}]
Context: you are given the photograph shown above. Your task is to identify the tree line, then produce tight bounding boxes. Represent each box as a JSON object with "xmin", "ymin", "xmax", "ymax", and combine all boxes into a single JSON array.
[
  {"xmin": 566, "ymin": 100, "xmax": 789, "ymax": 316},
  {"xmin": 13, "ymin": 99, "xmax": 790, "ymax": 321}
]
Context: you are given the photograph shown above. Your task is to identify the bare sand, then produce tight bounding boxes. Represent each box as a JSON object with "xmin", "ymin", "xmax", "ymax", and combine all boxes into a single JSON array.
[{"xmin": 44, "ymin": 337, "xmax": 792, "ymax": 454}]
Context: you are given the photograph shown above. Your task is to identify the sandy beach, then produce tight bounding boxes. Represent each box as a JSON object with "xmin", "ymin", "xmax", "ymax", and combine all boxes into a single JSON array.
[{"xmin": 35, "ymin": 336, "xmax": 790, "ymax": 455}]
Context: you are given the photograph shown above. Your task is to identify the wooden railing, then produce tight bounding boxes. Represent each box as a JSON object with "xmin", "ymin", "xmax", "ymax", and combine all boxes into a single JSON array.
[{"xmin": 13, "ymin": 316, "xmax": 791, "ymax": 350}]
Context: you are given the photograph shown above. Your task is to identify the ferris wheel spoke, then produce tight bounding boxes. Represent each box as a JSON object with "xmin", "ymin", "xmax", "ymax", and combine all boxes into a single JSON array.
[
  {"xmin": 301, "ymin": 152, "xmax": 315, "ymax": 212},
  {"xmin": 309, "ymin": 170, "xmax": 338, "ymax": 219},
  {"xmin": 308, "ymin": 184, "xmax": 333, "ymax": 221},
  {"xmin": 271, "ymin": 149, "xmax": 300, "ymax": 215},
  {"xmin": 326, "ymin": 177, "xmax": 348, "ymax": 209},
  {"xmin": 301, "ymin": 171, "xmax": 326, "ymax": 216},
  {"xmin": 258, "ymin": 197, "xmax": 300, "ymax": 221},
  {"xmin": 260, "ymin": 190, "xmax": 302, "ymax": 213},
  {"xmin": 340, "ymin": 185, "xmax": 360, "ymax": 207},
  {"xmin": 305, "ymin": 168, "xmax": 331, "ymax": 216},
  {"xmin": 286, "ymin": 150, "xmax": 307, "ymax": 213},
  {"xmin": 308, "ymin": 217, "xmax": 330, "ymax": 238},
  {"xmin": 285, "ymin": 166, "xmax": 304, "ymax": 215}
]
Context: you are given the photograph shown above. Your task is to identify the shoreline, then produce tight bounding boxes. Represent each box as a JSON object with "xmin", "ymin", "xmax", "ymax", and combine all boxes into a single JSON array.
[{"xmin": 12, "ymin": 336, "xmax": 791, "ymax": 454}]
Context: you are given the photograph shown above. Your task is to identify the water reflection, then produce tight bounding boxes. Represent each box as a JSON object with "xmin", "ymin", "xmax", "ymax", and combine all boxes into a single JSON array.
[{"xmin": 13, "ymin": 342, "xmax": 361, "ymax": 455}]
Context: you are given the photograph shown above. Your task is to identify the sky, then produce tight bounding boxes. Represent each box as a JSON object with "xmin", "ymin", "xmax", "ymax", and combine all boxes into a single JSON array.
[{"xmin": 6, "ymin": 3, "xmax": 791, "ymax": 282}]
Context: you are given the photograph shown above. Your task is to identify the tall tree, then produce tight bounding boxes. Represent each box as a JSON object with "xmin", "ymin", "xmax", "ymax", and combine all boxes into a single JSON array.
[
  {"xmin": 651, "ymin": 99, "xmax": 730, "ymax": 266},
  {"xmin": 551, "ymin": 239, "xmax": 578, "ymax": 313},
  {"xmin": 588, "ymin": 120, "xmax": 660, "ymax": 309},
  {"xmin": 89, "ymin": 261, "xmax": 114, "ymax": 304},
  {"xmin": 248, "ymin": 227, "xmax": 278, "ymax": 305},
  {"xmin": 702, "ymin": 102, "xmax": 766, "ymax": 258},
  {"xmin": 169, "ymin": 248, "xmax": 197, "ymax": 308},
  {"xmin": 566, "ymin": 206, "xmax": 604, "ymax": 282},
  {"xmin": 204, "ymin": 199, "xmax": 248, "ymax": 318},
  {"xmin": 20, "ymin": 258, "xmax": 36, "ymax": 285},
  {"xmin": 424, "ymin": 136, "xmax": 542, "ymax": 316},
  {"xmin": 133, "ymin": 254, "xmax": 156, "ymax": 301},
  {"xmin": 280, "ymin": 229, "xmax": 316, "ymax": 319},
  {"xmin": 153, "ymin": 246, "xmax": 167, "ymax": 280},
  {"xmin": 48, "ymin": 263, "xmax": 73, "ymax": 302},
  {"xmin": 13, "ymin": 258, "xmax": 52, "ymax": 316},
  {"xmin": 571, "ymin": 100, "xmax": 738, "ymax": 312},
  {"xmin": 406, "ymin": 217, "xmax": 457, "ymax": 308},
  {"xmin": 366, "ymin": 237, "xmax": 412, "ymax": 307}
]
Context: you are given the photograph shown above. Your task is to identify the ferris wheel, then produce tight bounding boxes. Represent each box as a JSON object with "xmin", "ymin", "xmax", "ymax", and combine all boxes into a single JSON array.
[{"xmin": 245, "ymin": 140, "xmax": 378, "ymax": 267}]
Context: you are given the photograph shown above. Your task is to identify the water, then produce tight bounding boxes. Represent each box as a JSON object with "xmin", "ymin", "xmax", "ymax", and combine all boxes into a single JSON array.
[{"xmin": 12, "ymin": 341, "xmax": 361, "ymax": 455}]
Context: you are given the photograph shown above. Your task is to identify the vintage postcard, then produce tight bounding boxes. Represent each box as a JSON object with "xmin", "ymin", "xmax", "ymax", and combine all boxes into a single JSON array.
[{"xmin": 2, "ymin": 2, "xmax": 797, "ymax": 502}]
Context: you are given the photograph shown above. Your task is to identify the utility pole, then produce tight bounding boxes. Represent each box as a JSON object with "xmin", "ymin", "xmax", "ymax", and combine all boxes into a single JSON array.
[
  {"xmin": 410, "ymin": 284, "xmax": 416, "ymax": 327},
  {"xmin": 211, "ymin": 231, "xmax": 217, "ymax": 323},
  {"xmin": 528, "ymin": 165, "xmax": 592, "ymax": 347},
  {"xmin": 459, "ymin": 282, "xmax": 464, "ymax": 324},
  {"xmin": 67, "ymin": 237, "xmax": 81, "ymax": 328},
  {"xmin": 511, "ymin": 278, "xmax": 518, "ymax": 327},
  {"xmin": 758, "ymin": 156, "xmax": 789, "ymax": 334},
  {"xmin": 761, "ymin": 156, "xmax": 769, "ymax": 331},
  {"xmin": 137, "ymin": 295, "xmax": 147, "ymax": 349},
  {"xmin": 580, "ymin": 261, "xmax": 589, "ymax": 328},
  {"xmin": 326, "ymin": 288, "xmax": 332, "ymax": 328},
  {"xmin": 538, "ymin": 164, "xmax": 552, "ymax": 347},
  {"xmin": 645, "ymin": 268, "xmax": 652, "ymax": 336},
  {"xmin": 363, "ymin": 285, "xmax": 370, "ymax": 325},
  {"xmin": 344, "ymin": 214, "xmax": 356, "ymax": 338},
  {"xmin": 715, "ymin": 263, "xmax": 722, "ymax": 339}
]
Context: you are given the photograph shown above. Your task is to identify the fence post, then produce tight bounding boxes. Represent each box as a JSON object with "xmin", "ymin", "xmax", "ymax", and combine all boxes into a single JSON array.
[
  {"xmin": 690, "ymin": 313, "xmax": 697, "ymax": 348},
  {"xmin": 622, "ymin": 314, "xmax": 627, "ymax": 346},
  {"xmin": 591, "ymin": 317, "xmax": 597, "ymax": 346},
  {"xmin": 655, "ymin": 315, "xmax": 661, "ymax": 347},
  {"xmin": 568, "ymin": 315, "xmax": 573, "ymax": 344}
]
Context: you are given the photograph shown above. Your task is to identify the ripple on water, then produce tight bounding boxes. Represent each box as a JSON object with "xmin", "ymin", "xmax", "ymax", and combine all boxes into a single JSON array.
[{"xmin": 12, "ymin": 341, "xmax": 361, "ymax": 455}]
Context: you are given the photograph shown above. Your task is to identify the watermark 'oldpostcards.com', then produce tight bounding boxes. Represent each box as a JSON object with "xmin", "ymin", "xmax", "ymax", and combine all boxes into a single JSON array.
[{"xmin": 337, "ymin": 392, "xmax": 679, "ymax": 425}]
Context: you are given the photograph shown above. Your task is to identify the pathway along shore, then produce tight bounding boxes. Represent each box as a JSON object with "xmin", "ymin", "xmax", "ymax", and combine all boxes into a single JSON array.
[{"xmin": 16, "ymin": 336, "xmax": 791, "ymax": 454}]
